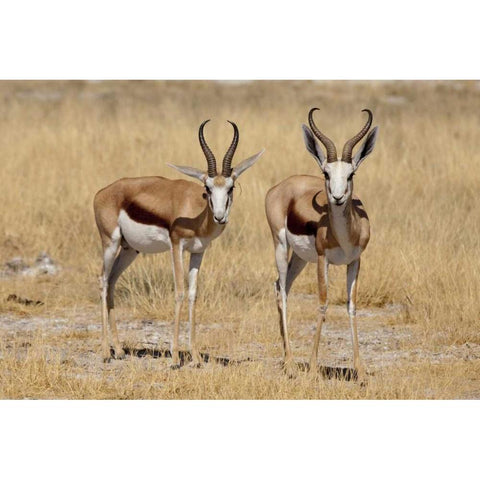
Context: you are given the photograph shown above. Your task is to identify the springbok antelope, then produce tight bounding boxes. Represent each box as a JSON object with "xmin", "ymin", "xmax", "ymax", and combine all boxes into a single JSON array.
[
  {"xmin": 94, "ymin": 120, "xmax": 264, "ymax": 366},
  {"xmin": 265, "ymin": 108, "xmax": 378, "ymax": 376}
]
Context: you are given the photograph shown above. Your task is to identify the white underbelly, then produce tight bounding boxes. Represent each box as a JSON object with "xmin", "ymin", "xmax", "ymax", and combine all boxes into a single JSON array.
[
  {"xmin": 118, "ymin": 210, "xmax": 171, "ymax": 254},
  {"xmin": 285, "ymin": 228, "xmax": 318, "ymax": 263},
  {"xmin": 285, "ymin": 225, "xmax": 363, "ymax": 265},
  {"xmin": 118, "ymin": 210, "xmax": 213, "ymax": 255},
  {"xmin": 325, "ymin": 246, "xmax": 362, "ymax": 265}
]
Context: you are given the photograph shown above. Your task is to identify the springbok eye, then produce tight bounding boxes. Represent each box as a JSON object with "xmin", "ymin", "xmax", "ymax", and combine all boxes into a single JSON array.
[
  {"xmin": 324, "ymin": 173, "xmax": 330, "ymax": 181},
  {"xmin": 228, "ymin": 187, "xmax": 234, "ymax": 195},
  {"xmin": 205, "ymin": 186, "xmax": 212, "ymax": 195},
  {"xmin": 348, "ymin": 173, "xmax": 354, "ymax": 181}
]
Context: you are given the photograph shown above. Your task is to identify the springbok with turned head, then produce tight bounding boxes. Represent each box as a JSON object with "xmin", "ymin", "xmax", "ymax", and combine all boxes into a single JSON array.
[
  {"xmin": 265, "ymin": 108, "xmax": 378, "ymax": 376},
  {"xmin": 94, "ymin": 120, "xmax": 264, "ymax": 366}
]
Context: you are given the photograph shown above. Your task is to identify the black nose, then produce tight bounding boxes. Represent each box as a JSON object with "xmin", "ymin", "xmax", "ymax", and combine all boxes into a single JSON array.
[{"xmin": 333, "ymin": 195, "xmax": 343, "ymax": 201}]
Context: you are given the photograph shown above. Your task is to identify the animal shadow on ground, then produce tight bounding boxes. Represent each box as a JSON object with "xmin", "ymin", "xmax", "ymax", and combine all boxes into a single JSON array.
[
  {"xmin": 113, "ymin": 348, "xmax": 360, "ymax": 381},
  {"xmin": 119, "ymin": 346, "xmax": 251, "ymax": 367},
  {"xmin": 297, "ymin": 361, "xmax": 359, "ymax": 381}
]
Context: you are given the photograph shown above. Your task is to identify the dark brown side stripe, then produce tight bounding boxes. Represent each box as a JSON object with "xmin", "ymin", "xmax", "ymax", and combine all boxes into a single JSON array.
[
  {"xmin": 286, "ymin": 209, "xmax": 319, "ymax": 236},
  {"xmin": 123, "ymin": 201, "xmax": 170, "ymax": 229},
  {"xmin": 286, "ymin": 191, "xmax": 328, "ymax": 236}
]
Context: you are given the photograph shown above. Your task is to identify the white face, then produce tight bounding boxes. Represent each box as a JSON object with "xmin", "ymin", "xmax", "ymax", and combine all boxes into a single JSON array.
[
  {"xmin": 167, "ymin": 149, "xmax": 264, "ymax": 224},
  {"xmin": 322, "ymin": 161, "xmax": 355, "ymax": 206},
  {"xmin": 204, "ymin": 176, "xmax": 235, "ymax": 224}
]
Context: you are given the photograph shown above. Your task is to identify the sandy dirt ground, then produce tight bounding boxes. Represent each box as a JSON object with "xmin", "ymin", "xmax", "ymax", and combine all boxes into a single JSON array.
[{"xmin": 2, "ymin": 295, "xmax": 479, "ymax": 399}]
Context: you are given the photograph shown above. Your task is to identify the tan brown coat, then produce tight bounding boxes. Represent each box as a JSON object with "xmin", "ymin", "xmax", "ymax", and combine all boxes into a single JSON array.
[{"xmin": 265, "ymin": 174, "xmax": 370, "ymax": 255}]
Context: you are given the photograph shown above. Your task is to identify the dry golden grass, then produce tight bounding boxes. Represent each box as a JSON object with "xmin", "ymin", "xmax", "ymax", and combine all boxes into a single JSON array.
[{"xmin": 1, "ymin": 80, "xmax": 480, "ymax": 399}]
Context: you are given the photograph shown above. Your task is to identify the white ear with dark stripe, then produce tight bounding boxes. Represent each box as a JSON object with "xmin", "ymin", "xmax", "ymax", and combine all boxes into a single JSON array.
[
  {"xmin": 167, "ymin": 164, "xmax": 207, "ymax": 182},
  {"xmin": 302, "ymin": 124, "xmax": 326, "ymax": 170},
  {"xmin": 352, "ymin": 126, "xmax": 379, "ymax": 171}
]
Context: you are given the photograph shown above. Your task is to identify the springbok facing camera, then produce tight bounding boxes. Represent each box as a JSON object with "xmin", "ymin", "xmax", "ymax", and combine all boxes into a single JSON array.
[
  {"xmin": 94, "ymin": 120, "xmax": 264, "ymax": 366},
  {"xmin": 265, "ymin": 108, "xmax": 378, "ymax": 376}
]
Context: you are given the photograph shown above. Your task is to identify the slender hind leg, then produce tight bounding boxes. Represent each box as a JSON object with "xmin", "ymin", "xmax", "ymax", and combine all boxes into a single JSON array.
[
  {"xmin": 187, "ymin": 252, "xmax": 204, "ymax": 367},
  {"xmin": 274, "ymin": 235, "xmax": 292, "ymax": 369},
  {"xmin": 309, "ymin": 255, "xmax": 328, "ymax": 371},
  {"xmin": 286, "ymin": 252, "xmax": 307, "ymax": 296},
  {"xmin": 100, "ymin": 228, "xmax": 122, "ymax": 362},
  {"xmin": 107, "ymin": 243, "xmax": 138, "ymax": 359},
  {"xmin": 274, "ymin": 233, "xmax": 307, "ymax": 373},
  {"xmin": 347, "ymin": 258, "xmax": 362, "ymax": 375}
]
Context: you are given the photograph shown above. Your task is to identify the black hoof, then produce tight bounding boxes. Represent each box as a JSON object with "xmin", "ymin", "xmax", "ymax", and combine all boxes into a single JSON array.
[{"xmin": 170, "ymin": 364, "xmax": 181, "ymax": 370}]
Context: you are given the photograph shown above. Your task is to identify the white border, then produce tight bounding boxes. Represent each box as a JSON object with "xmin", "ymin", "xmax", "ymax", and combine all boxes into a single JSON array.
[
  {"xmin": 0, "ymin": 401, "xmax": 479, "ymax": 479},
  {"xmin": 0, "ymin": 0, "xmax": 478, "ymax": 79},
  {"xmin": 1, "ymin": 1, "xmax": 479, "ymax": 477}
]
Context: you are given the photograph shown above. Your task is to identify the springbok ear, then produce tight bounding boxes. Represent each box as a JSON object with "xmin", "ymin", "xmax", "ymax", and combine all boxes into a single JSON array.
[
  {"xmin": 232, "ymin": 149, "xmax": 265, "ymax": 179},
  {"xmin": 166, "ymin": 164, "xmax": 207, "ymax": 182},
  {"xmin": 352, "ymin": 126, "xmax": 379, "ymax": 171},
  {"xmin": 302, "ymin": 124, "xmax": 326, "ymax": 170}
]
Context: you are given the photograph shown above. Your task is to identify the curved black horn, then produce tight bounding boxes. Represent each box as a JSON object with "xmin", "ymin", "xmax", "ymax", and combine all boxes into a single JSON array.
[
  {"xmin": 199, "ymin": 119, "xmax": 217, "ymax": 177},
  {"xmin": 341, "ymin": 109, "xmax": 373, "ymax": 163},
  {"xmin": 308, "ymin": 108, "xmax": 337, "ymax": 163},
  {"xmin": 222, "ymin": 121, "xmax": 239, "ymax": 177}
]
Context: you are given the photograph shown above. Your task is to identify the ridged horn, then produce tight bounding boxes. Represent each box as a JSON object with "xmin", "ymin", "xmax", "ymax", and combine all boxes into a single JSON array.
[
  {"xmin": 308, "ymin": 108, "xmax": 337, "ymax": 163},
  {"xmin": 341, "ymin": 109, "xmax": 373, "ymax": 163},
  {"xmin": 222, "ymin": 121, "xmax": 239, "ymax": 177},
  {"xmin": 199, "ymin": 119, "xmax": 217, "ymax": 177}
]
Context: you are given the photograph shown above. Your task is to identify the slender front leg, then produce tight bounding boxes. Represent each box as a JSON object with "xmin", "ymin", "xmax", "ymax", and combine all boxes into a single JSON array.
[
  {"xmin": 170, "ymin": 242, "xmax": 185, "ymax": 368},
  {"xmin": 347, "ymin": 258, "xmax": 361, "ymax": 374},
  {"xmin": 309, "ymin": 255, "xmax": 328, "ymax": 370},
  {"xmin": 188, "ymin": 251, "xmax": 204, "ymax": 366}
]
